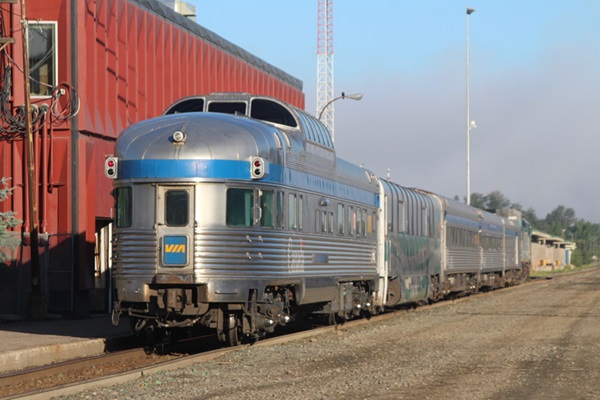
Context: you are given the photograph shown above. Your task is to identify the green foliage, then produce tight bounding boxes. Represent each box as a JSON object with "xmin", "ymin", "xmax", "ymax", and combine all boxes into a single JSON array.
[
  {"xmin": 469, "ymin": 190, "xmax": 512, "ymax": 211},
  {"xmin": 0, "ymin": 177, "xmax": 22, "ymax": 262}
]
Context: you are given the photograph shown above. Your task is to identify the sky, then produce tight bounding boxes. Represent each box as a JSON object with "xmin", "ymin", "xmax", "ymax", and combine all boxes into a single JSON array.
[{"xmin": 188, "ymin": 1, "xmax": 600, "ymax": 223}]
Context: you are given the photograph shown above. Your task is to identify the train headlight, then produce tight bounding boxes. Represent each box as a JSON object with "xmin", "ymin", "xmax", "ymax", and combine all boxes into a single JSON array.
[
  {"xmin": 172, "ymin": 130, "xmax": 186, "ymax": 143},
  {"xmin": 250, "ymin": 157, "xmax": 266, "ymax": 179},
  {"xmin": 105, "ymin": 156, "xmax": 118, "ymax": 179}
]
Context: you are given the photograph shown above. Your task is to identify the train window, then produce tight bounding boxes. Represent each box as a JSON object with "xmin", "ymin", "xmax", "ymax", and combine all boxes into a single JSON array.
[
  {"xmin": 115, "ymin": 187, "xmax": 132, "ymax": 228},
  {"xmin": 328, "ymin": 212, "xmax": 334, "ymax": 234},
  {"xmin": 276, "ymin": 192, "xmax": 284, "ymax": 229},
  {"xmin": 208, "ymin": 101, "xmax": 247, "ymax": 115},
  {"xmin": 367, "ymin": 212, "xmax": 373, "ymax": 236},
  {"xmin": 260, "ymin": 190, "xmax": 274, "ymax": 228},
  {"xmin": 408, "ymin": 198, "xmax": 415, "ymax": 235},
  {"xmin": 226, "ymin": 188, "xmax": 254, "ymax": 227},
  {"xmin": 398, "ymin": 200, "xmax": 405, "ymax": 233},
  {"xmin": 386, "ymin": 195, "xmax": 393, "ymax": 233},
  {"xmin": 406, "ymin": 195, "xmax": 414, "ymax": 235},
  {"xmin": 298, "ymin": 195, "xmax": 303, "ymax": 230},
  {"xmin": 357, "ymin": 209, "xmax": 363, "ymax": 236},
  {"xmin": 165, "ymin": 190, "xmax": 189, "ymax": 226},
  {"xmin": 251, "ymin": 99, "xmax": 297, "ymax": 127},
  {"xmin": 422, "ymin": 206, "xmax": 428, "ymax": 237},
  {"xmin": 348, "ymin": 206, "xmax": 355, "ymax": 235},
  {"xmin": 289, "ymin": 193, "xmax": 297, "ymax": 230},
  {"xmin": 320, "ymin": 210, "xmax": 328, "ymax": 233},
  {"xmin": 372, "ymin": 211, "xmax": 377, "ymax": 236},
  {"xmin": 165, "ymin": 98, "xmax": 205, "ymax": 114},
  {"xmin": 337, "ymin": 204, "xmax": 344, "ymax": 235}
]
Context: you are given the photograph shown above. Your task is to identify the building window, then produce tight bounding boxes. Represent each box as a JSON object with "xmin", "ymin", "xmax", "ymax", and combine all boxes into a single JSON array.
[{"xmin": 28, "ymin": 22, "xmax": 57, "ymax": 97}]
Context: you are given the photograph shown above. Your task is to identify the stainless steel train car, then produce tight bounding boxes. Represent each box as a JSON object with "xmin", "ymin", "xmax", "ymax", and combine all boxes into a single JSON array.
[{"xmin": 106, "ymin": 93, "xmax": 530, "ymax": 346}]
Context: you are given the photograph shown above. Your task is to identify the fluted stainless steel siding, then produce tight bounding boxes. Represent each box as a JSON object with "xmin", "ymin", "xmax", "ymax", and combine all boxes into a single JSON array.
[
  {"xmin": 446, "ymin": 246, "xmax": 481, "ymax": 274},
  {"xmin": 112, "ymin": 229, "xmax": 158, "ymax": 280},
  {"xmin": 482, "ymin": 249, "xmax": 504, "ymax": 272},
  {"xmin": 192, "ymin": 228, "xmax": 376, "ymax": 280}
]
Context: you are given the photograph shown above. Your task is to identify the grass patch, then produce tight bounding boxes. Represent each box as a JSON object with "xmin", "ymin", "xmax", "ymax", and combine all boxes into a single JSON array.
[{"xmin": 530, "ymin": 263, "xmax": 600, "ymax": 277}]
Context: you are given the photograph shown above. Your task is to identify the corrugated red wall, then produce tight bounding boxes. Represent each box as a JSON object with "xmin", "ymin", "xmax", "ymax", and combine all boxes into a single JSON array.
[{"xmin": 0, "ymin": 0, "xmax": 305, "ymax": 315}]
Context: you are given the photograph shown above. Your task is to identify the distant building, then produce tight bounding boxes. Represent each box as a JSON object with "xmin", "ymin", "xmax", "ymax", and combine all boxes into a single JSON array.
[{"xmin": 531, "ymin": 230, "xmax": 577, "ymax": 271}]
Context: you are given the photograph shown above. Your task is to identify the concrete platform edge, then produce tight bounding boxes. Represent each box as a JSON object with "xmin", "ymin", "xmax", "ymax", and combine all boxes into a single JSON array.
[{"xmin": 0, "ymin": 339, "xmax": 107, "ymax": 374}]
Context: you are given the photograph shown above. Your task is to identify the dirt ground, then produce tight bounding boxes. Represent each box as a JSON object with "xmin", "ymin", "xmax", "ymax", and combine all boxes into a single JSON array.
[{"xmin": 61, "ymin": 268, "xmax": 600, "ymax": 400}]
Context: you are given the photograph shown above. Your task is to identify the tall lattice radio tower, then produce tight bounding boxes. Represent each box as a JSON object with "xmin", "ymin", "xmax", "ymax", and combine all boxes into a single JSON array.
[{"xmin": 316, "ymin": 0, "xmax": 334, "ymax": 139}]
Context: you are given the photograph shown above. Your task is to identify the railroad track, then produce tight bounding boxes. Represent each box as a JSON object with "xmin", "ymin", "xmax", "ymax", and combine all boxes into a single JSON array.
[{"xmin": 1, "ymin": 279, "xmax": 543, "ymax": 399}]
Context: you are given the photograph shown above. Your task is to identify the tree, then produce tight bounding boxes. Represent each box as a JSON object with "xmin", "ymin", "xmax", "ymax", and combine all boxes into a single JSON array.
[
  {"xmin": 522, "ymin": 207, "xmax": 544, "ymax": 231},
  {"xmin": 468, "ymin": 190, "xmax": 511, "ymax": 211},
  {"xmin": 484, "ymin": 190, "xmax": 511, "ymax": 210},
  {"xmin": 544, "ymin": 205, "xmax": 577, "ymax": 235},
  {"xmin": 469, "ymin": 192, "xmax": 486, "ymax": 209},
  {"xmin": 0, "ymin": 177, "xmax": 22, "ymax": 262}
]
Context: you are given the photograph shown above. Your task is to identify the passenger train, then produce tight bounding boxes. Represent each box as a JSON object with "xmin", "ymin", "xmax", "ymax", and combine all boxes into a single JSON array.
[{"xmin": 106, "ymin": 93, "xmax": 531, "ymax": 346}]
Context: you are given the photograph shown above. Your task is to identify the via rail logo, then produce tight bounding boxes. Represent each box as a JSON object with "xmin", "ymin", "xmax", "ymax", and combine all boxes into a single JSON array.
[{"xmin": 163, "ymin": 235, "xmax": 187, "ymax": 266}]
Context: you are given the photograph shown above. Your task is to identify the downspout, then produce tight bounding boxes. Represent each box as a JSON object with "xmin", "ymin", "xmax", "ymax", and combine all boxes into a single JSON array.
[{"xmin": 70, "ymin": 0, "xmax": 79, "ymax": 312}]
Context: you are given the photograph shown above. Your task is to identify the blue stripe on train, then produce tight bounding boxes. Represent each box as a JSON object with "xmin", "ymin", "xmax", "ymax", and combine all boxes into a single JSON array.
[
  {"xmin": 118, "ymin": 159, "xmax": 377, "ymax": 205},
  {"xmin": 119, "ymin": 159, "xmax": 269, "ymax": 180}
]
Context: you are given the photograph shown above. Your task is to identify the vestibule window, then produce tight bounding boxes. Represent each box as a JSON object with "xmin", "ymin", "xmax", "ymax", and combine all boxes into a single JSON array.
[{"xmin": 165, "ymin": 190, "xmax": 189, "ymax": 226}]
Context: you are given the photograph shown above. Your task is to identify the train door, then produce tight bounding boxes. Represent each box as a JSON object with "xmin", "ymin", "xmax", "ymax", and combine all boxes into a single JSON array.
[
  {"xmin": 374, "ymin": 185, "xmax": 388, "ymax": 308},
  {"xmin": 156, "ymin": 186, "xmax": 195, "ymax": 271},
  {"xmin": 91, "ymin": 219, "xmax": 112, "ymax": 312}
]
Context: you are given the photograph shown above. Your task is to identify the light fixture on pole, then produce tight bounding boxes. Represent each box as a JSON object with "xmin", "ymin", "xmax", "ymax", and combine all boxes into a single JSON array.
[
  {"xmin": 466, "ymin": 7, "xmax": 475, "ymax": 205},
  {"xmin": 318, "ymin": 92, "xmax": 363, "ymax": 142}
]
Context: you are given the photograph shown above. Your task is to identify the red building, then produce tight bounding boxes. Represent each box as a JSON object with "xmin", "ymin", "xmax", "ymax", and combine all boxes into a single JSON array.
[{"xmin": 0, "ymin": 0, "xmax": 304, "ymax": 317}]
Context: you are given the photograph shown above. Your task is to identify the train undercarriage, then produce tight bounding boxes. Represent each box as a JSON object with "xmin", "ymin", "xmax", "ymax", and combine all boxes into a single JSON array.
[
  {"xmin": 112, "ymin": 267, "xmax": 529, "ymax": 350},
  {"xmin": 113, "ymin": 281, "xmax": 377, "ymax": 348}
]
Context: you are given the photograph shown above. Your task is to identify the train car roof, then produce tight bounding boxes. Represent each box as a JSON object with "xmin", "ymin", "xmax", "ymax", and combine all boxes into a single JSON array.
[
  {"xmin": 115, "ymin": 112, "xmax": 280, "ymax": 162},
  {"xmin": 164, "ymin": 93, "xmax": 334, "ymax": 150}
]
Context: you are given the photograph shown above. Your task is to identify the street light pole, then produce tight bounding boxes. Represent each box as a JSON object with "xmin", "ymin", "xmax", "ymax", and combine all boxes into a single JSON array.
[
  {"xmin": 466, "ymin": 7, "xmax": 475, "ymax": 205},
  {"xmin": 318, "ymin": 92, "xmax": 363, "ymax": 142}
]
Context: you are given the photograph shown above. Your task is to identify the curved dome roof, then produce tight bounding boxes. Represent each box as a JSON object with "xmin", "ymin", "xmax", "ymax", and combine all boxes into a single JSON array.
[{"xmin": 116, "ymin": 112, "xmax": 279, "ymax": 162}]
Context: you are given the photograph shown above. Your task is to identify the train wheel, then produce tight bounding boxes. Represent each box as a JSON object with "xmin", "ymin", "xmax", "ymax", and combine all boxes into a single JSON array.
[{"xmin": 226, "ymin": 313, "xmax": 241, "ymax": 347}]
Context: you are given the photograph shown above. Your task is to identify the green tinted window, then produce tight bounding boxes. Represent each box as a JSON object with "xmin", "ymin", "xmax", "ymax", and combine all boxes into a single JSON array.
[
  {"xmin": 276, "ymin": 192, "xmax": 284, "ymax": 229},
  {"xmin": 260, "ymin": 190, "xmax": 274, "ymax": 227},
  {"xmin": 115, "ymin": 187, "xmax": 132, "ymax": 228},
  {"xmin": 227, "ymin": 189, "xmax": 254, "ymax": 227}
]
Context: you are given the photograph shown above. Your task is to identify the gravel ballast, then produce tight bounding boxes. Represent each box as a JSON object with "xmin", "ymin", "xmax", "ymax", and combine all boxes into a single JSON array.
[{"xmin": 58, "ymin": 269, "xmax": 600, "ymax": 400}]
